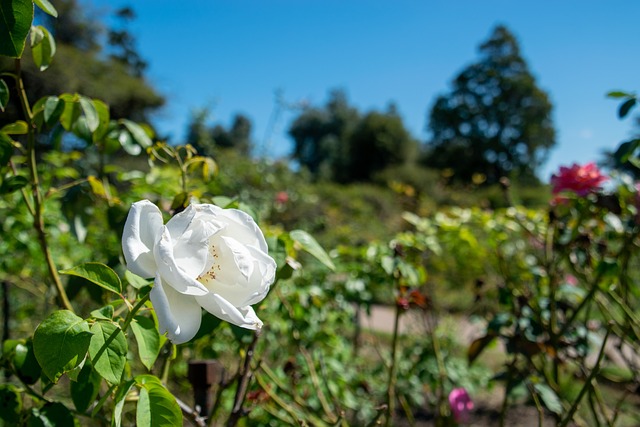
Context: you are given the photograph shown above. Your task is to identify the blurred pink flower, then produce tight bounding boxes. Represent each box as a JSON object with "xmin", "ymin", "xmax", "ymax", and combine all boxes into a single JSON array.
[
  {"xmin": 449, "ymin": 387, "xmax": 473, "ymax": 424},
  {"xmin": 565, "ymin": 274, "xmax": 578, "ymax": 286},
  {"xmin": 275, "ymin": 191, "xmax": 289, "ymax": 204},
  {"xmin": 550, "ymin": 162, "xmax": 608, "ymax": 196}
]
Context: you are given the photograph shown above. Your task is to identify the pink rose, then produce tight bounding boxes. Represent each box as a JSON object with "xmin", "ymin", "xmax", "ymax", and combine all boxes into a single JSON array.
[
  {"xmin": 550, "ymin": 162, "xmax": 607, "ymax": 196},
  {"xmin": 449, "ymin": 387, "xmax": 473, "ymax": 424}
]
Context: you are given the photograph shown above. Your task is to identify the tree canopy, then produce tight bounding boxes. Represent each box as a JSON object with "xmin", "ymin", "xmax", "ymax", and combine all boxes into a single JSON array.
[
  {"xmin": 289, "ymin": 90, "xmax": 416, "ymax": 183},
  {"xmin": 423, "ymin": 25, "xmax": 555, "ymax": 184},
  {"xmin": 186, "ymin": 110, "xmax": 253, "ymax": 156},
  {"xmin": 0, "ymin": 0, "xmax": 163, "ymax": 127}
]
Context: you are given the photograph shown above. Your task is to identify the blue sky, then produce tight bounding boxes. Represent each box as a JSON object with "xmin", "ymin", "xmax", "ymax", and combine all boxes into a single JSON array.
[{"xmin": 88, "ymin": 0, "xmax": 640, "ymax": 180}]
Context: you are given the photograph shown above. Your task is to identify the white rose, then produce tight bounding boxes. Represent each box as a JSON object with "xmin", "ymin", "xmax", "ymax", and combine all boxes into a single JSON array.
[{"xmin": 122, "ymin": 200, "xmax": 276, "ymax": 344}]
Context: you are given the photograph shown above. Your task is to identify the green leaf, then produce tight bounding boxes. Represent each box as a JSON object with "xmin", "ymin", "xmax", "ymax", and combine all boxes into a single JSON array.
[
  {"xmin": 112, "ymin": 380, "xmax": 135, "ymax": 427},
  {"xmin": 289, "ymin": 229, "xmax": 335, "ymax": 270},
  {"xmin": 30, "ymin": 25, "xmax": 55, "ymax": 71},
  {"xmin": 0, "ymin": 175, "xmax": 28, "ymax": 195},
  {"xmin": 134, "ymin": 375, "xmax": 182, "ymax": 427},
  {"xmin": 28, "ymin": 402, "xmax": 74, "ymax": 427},
  {"xmin": 0, "ymin": 134, "xmax": 12, "ymax": 166},
  {"xmin": 79, "ymin": 96, "xmax": 99, "ymax": 132},
  {"xmin": 11, "ymin": 339, "xmax": 42, "ymax": 385},
  {"xmin": 607, "ymin": 90, "xmax": 632, "ymax": 99},
  {"xmin": 90, "ymin": 304, "xmax": 114, "ymax": 320},
  {"xmin": 0, "ymin": 0, "xmax": 33, "ymax": 58},
  {"xmin": 618, "ymin": 98, "xmax": 637, "ymax": 119},
  {"xmin": 121, "ymin": 119, "xmax": 152, "ymax": 148},
  {"xmin": 0, "ymin": 79, "xmax": 8, "ymax": 111},
  {"xmin": 533, "ymin": 383, "xmax": 563, "ymax": 415},
  {"xmin": 1, "ymin": 120, "xmax": 28, "ymax": 134},
  {"xmin": 70, "ymin": 359, "xmax": 101, "ymax": 413},
  {"xmin": 0, "ymin": 384, "xmax": 22, "ymax": 424},
  {"xmin": 33, "ymin": 310, "xmax": 92, "ymax": 383},
  {"xmin": 117, "ymin": 128, "xmax": 141, "ymax": 155},
  {"xmin": 34, "ymin": 0, "xmax": 57, "ymax": 17},
  {"xmin": 89, "ymin": 321, "xmax": 127, "ymax": 384},
  {"xmin": 59, "ymin": 93, "xmax": 81, "ymax": 131},
  {"xmin": 43, "ymin": 96, "xmax": 64, "ymax": 127},
  {"xmin": 92, "ymin": 99, "xmax": 110, "ymax": 141},
  {"xmin": 125, "ymin": 270, "xmax": 150, "ymax": 289},
  {"xmin": 60, "ymin": 262, "xmax": 123, "ymax": 295},
  {"xmin": 130, "ymin": 316, "xmax": 163, "ymax": 370}
]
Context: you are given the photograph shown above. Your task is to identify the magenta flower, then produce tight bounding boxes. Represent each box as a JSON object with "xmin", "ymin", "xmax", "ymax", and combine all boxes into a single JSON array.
[
  {"xmin": 550, "ymin": 162, "xmax": 608, "ymax": 196},
  {"xmin": 449, "ymin": 387, "xmax": 473, "ymax": 424}
]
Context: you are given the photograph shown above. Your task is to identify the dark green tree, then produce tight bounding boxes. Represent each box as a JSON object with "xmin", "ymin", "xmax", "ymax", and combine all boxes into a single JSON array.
[
  {"xmin": 348, "ymin": 106, "xmax": 417, "ymax": 182},
  {"xmin": 288, "ymin": 89, "xmax": 359, "ymax": 181},
  {"xmin": 186, "ymin": 110, "xmax": 253, "ymax": 156},
  {"xmin": 1, "ymin": 0, "xmax": 163, "ymax": 126},
  {"xmin": 424, "ymin": 25, "xmax": 555, "ymax": 184}
]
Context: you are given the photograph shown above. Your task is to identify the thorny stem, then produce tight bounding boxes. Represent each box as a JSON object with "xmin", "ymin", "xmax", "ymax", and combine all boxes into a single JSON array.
[
  {"xmin": 384, "ymin": 305, "xmax": 401, "ymax": 427},
  {"xmin": 14, "ymin": 59, "xmax": 73, "ymax": 312},
  {"xmin": 428, "ymin": 310, "xmax": 448, "ymax": 426}
]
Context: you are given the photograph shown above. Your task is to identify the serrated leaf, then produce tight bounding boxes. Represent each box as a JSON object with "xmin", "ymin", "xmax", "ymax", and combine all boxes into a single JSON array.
[
  {"xmin": 121, "ymin": 119, "xmax": 152, "ymax": 148},
  {"xmin": 0, "ymin": 0, "xmax": 33, "ymax": 58},
  {"xmin": 34, "ymin": 0, "xmax": 57, "ymax": 17},
  {"xmin": 0, "ymin": 79, "xmax": 9, "ymax": 111},
  {"xmin": 0, "ymin": 175, "xmax": 28, "ymax": 195},
  {"xmin": 289, "ymin": 229, "xmax": 335, "ymax": 270},
  {"xmin": 1, "ymin": 120, "xmax": 28, "ymax": 134},
  {"xmin": 619, "ymin": 98, "xmax": 637, "ymax": 119},
  {"xmin": 33, "ymin": 310, "xmax": 92, "ymax": 383},
  {"xmin": 533, "ymin": 383, "xmax": 563, "ymax": 415},
  {"xmin": 31, "ymin": 25, "xmax": 55, "ymax": 71},
  {"xmin": 70, "ymin": 360, "xmax": 101, "ymax": 413},
  {"xmin": 60, "ymin": 262, "xmax": 123, "ymax": 295},
  {"xmin": 89, "ymin": 322, "xmax": 127, "ymax": 384},
  {"xmin": 112, "ymin": 380, "xmax": 135, "ymax": 427},
  {"xmin": 135, "ymin": 375, "xmax": 182, "ymax": 427},
  {"xmin": 130, "ymin": 316, "xmax": 163, "ymax": 370}
]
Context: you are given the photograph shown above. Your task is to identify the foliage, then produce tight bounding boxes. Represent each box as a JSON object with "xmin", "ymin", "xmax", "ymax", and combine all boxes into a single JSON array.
[
  {"xmin": 3, "ymin": 3, "xmax": 640, "ymax": 427},
  {"xmin": 186, "ymin": 109, "xmax": 253, "ymax": 157},
  {"xmin": 289, "ymin": 90, "xmax": 418, "ymax": 183},
  {"xmin": 424, "ymin": 25, "xmax": 556, "ymax": 185}
]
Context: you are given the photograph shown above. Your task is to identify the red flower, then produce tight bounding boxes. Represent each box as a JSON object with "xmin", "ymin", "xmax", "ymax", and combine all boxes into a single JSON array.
[{"xmin": 550, "ymin": 162, "xmax": 607, "ymax": 196}]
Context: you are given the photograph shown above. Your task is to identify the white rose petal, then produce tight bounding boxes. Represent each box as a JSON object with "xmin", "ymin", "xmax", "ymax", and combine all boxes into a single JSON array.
[
  {"xmin": 122, "ymin": 200, "xmax": 277, "ymax": 343},
  {"xmin": 150, "ymin": 274, "xmax": 202, "ymax": 344},
  {"xmin": 196, "ymin": 293, "xmax": 263, "ymax": 330},
  {"xmin": 122, "ymin": 200, "xmax": 164, "ymax": 278}
]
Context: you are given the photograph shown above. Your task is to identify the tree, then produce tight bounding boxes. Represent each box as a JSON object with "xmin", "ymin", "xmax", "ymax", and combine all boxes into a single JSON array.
[
  {"xmin": 0, "ymin": 0, "xmax": 163, "ymax": 126},
  {"xmin": 424, "ymin": 25, "xmax": 555, "ymax": 184},
  {"xmin": 186, "ymin": 110, "xmax": 253, "ymax": 156},
  {"xmin": 289, "ymin": 89, "xmax": 359, "ymax": 181},
  {"xmin": 348, "ymin": 106, "xmax": 417, "ymax": 182}
]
